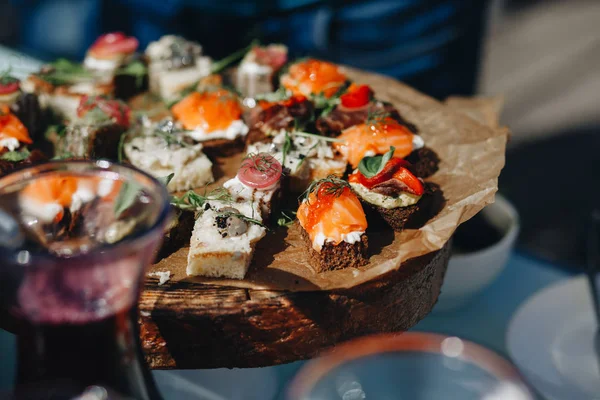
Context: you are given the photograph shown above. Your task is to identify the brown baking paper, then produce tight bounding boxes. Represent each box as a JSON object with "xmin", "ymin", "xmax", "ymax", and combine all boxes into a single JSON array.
[{"xmin": 149, "ymin": 68, "xmax": 509, "ymax": 291}]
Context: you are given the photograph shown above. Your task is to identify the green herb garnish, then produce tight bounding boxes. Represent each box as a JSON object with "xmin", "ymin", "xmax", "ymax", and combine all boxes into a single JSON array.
[
  {"xmin": 358, "ymin": 146, "xmax": 395, "ymax": 178},
  {"xmin": 37, "ymin": 59, "xmax": 92, "ymax": 86},
  {"xmin": 282, "ymin": 131, "xmax": 292, "ymax": 166},
  {"xmin": 157, "ymin": 173, "xmax": 174, "ymax": 187},
  {"xmin": 44, "ymin": 124, "xmax": 66, "ymax": 140},
  {"xmin": 254, "ymin": 86, "xmax": 290, "ymax": 103},
  {"xmin": 211, "ymin": 39, "xmax": 259, "ymax": 74},
  {"xmin": 117, "ymin": 131, "xmax": 128, "ymax": 163},
  {"xmin": 366, "ymin": 109, "xmax": 392, "ymax": 126},
  {"xmin": 294, "ymin": 131, "xmax": 341, "ymax": 143},
  {"xmin": 217, "ymin": 210, "xmax": 266, "ymax": 228},
  {"xmin": 114, "ymin": 180, "xmax": 143, "ymax": 218},
  {"xmin": 171, "ymin": 187, "xmax": 232, "ymax": 211},
  {"xmin": 0, "ymin": 66, "xmax": 18, "ymax": 86},
  {"xmin": 51, "ymin": 152, "xmax": 74, "ymax": 160},
  {"xmin": 301, "ymin": 175, "xmax": 350, "ymax": 202},
  {"xmin": 0, "ymin": 149, "xmax": 30, "ymax": 162},
  {"xmin": 277, "ymin": 210, "xmax": 297, "ymax": 227},
  {"xmin": 115, "ymin": 60, "xmax": 147, "ymax": 89}
]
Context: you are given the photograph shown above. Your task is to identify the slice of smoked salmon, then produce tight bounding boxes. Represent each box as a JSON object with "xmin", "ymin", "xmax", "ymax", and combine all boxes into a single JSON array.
[
  {"xmin": 282, "ymin": 59, "xmax": 346, "ymax": 98},
  {"xmin": 334, "ymin": 118, "xmax": 414, "ymax": 168},
  {"xmin": 171, "ymin": 90, "xmax": 242, "ymax": 132},
  {"xmin": 0, "ymin": 106, "xmax": 32, "ymax": 145},
  {"xmin": 298, "ymin": 184, "xmax": 367, "ymax": 248},
  {"xmin": 23, "ymin": 176, "xmax": 79, "ymax": 207}
]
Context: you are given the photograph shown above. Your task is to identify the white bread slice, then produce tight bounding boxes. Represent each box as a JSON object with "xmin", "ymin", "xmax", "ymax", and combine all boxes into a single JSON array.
[
  {"xmin": 124, "ymin": 135, "xmax": 213, "ymax": 192},
  {"xmin": 187, "ymin": 200, "xmax": 266, "ymax": 279}
]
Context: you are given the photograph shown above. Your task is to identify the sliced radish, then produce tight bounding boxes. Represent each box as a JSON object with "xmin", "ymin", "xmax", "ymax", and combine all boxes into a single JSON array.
[
  {"xmin": 238, "ymin": 153, "xmax": 282, "ymax": 189},
  {"xmin": 89, "ymin": 32, "xmax": 139, "ymax": 58}
]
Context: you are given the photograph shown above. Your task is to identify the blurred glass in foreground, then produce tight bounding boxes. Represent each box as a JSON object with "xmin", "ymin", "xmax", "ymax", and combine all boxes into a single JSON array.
[
  {"xmin": 287, "ymin": 332, "xmax": 534, "ymax": 400},
  {"xmin": 0, "ymin": 161, "xmax": 170, "ymax": 400}
]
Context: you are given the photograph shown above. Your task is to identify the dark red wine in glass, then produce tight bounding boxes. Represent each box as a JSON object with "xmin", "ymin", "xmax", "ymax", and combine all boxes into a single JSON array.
[{"xmin": 0, "ymin": 161, "xmax": 171, "ymax": 400}]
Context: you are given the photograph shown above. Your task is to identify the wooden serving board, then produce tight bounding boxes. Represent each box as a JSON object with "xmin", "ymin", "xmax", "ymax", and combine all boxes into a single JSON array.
[{"xmin": 139, "ymin": 241, "xmax": 450, "ymax": 369}]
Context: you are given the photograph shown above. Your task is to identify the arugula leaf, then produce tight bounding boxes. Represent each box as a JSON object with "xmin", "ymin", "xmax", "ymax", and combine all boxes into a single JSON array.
[
  {"xmin": 115, "ymin": 61, "xmax": 147, "ymax": 89},
  {"xmin": 114, "ymin": 180, "xmax": 143, "ymax": 218},
  {"xmin": 157, "ymin": 173, "xmax": 174, "ymax": 187},
  {"xmin": 358, "ymin": 146, "xmax": 395, "ymax": 178},
  {"xmin": 0, "ymin": 149, "xmax": 30, "ymax": 162}
]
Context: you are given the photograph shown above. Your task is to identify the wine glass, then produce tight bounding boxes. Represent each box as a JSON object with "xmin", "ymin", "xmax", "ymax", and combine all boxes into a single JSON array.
[
  {"xmin": 0, "ymin": 160, "xmax": 170, "ymax": 400},
  {"xmin": 287, "ymin": 332, "xmax": 534, "ymax": 400}
]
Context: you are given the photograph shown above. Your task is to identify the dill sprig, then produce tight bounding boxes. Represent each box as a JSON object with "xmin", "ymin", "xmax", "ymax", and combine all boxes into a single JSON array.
[
  {"xmin": 171, "ymin": 187, "xmax": 232, "ymax": 211},
  {"xmin": 277, "ymin": 210, "xmax": 297, "ymax": 227},
  {"xmin": 0, "ymin": 66, "xmax": 18, "ymax": 86},
  {"xmin": 242, "ymin": 152, "xmax": 282, "ymax": 174},
  {"xmin": 366, "ymin": 109, "xmax": 392, "ymax": 127},
  {"xmin": 301, "ymin": 175, "xmax": 350, "ymax": 202}
]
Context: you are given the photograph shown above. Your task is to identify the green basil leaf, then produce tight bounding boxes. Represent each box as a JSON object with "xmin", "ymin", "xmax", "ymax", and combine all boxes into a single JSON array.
[
  {"xmin": 0, "ymin": 149, "xmax": 30, "ymax": 162},
  {"xmin": 114, "ymin": 181, "xmax": 143, "ymax": 218},
  {"xmin": 357, "ymin": 146, "xmax": 395, "ymax": 178}
]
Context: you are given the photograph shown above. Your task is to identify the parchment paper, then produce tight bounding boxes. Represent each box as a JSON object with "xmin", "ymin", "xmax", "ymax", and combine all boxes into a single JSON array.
[{"xmin": 150, "ymin": 68, "xmax": 509, "ymax": 291}]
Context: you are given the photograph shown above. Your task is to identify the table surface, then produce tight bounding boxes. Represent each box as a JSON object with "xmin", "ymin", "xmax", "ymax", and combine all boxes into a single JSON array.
[{"xmin": 0, "ymin": 251, "xmax": 572, "ymax": 399}]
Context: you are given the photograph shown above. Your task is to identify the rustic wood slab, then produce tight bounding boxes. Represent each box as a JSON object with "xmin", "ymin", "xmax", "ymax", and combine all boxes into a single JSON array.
[{"xmin": 139, "ymin": 241, "xmax": 450, "ymax": 369}]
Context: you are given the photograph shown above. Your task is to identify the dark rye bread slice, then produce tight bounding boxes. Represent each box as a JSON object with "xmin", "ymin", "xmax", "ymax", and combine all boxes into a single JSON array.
[
  {"xmin": 406, "ymin": 146, "xmax": 440, "ymax": 178},
  {"xmin": 49, "ymin": 122, "xmax": 125, "ymax": 160},
  {"xmin": 155, "ymin": 207, "xmax": 195, "ymax": 261},
  {"xmin": 316, "ymin": 101, "xmax": 418, "ymax": 137},
  {"xmin": 299, "ymin": 222, "xmax": 368, "ymax": 272},
  {"xmin": 0, "ymin": 149, "xmax": 47, "ymax": 177},
  {"xmin": 197, "ymin": 136, "xmax": 245, "ymax": 158},
  {"xmin": 360, "ymin": 182, "xmax": 445, "ymax": 232}
]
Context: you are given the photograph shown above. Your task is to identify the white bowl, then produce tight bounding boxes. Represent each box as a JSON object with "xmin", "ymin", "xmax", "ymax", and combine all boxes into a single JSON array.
[{"xmin": 435, "ymin": 194, "xmax": 520, "ymax": 312}]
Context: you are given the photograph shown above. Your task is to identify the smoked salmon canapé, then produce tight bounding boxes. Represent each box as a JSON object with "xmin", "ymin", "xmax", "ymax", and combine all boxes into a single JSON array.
[
  {"xmin": 280, "ymin": 59, "xmax": 348, "ymax": 100},
  {"xmin": 19, "ymin": 175, "xmax": 122, "ymax": 225},
  {"xmin": 349, "ymin": 146, "xmax": 434, "ymax": 231},
  {"xmin": 333, "ymin": 113, "xmax": 425, "ymax": 169},
  {"xmin": 171, "ymin": 88, "xmax": 249, "ymax": 154},
  {"xmin": 0, "ymin": 106, "xmax": 32, "ymax": 153},
  {"xmin": 297, "ymin": 177, "xmax": 369, "ymax": 272}
]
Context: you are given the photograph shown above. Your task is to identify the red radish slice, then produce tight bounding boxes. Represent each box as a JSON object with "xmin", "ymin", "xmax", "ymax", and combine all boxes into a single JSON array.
[
  {"xmin": 89, "ymin": 32, "xmax": 139, "ymax": 58},
  {"xmin": 0, "ymin": 80, "xmax": 19, "ymax": 95},
  {"xmin": 253, "ymin": 46, "xmax": 287, "ymax": 70},
  {"xmin": 77, "ymin": 95, "xmax": 131, "ymax": 128},
  {"xmin": 238, "ymin": 153, "xmax": 282, "ymax": 189}
]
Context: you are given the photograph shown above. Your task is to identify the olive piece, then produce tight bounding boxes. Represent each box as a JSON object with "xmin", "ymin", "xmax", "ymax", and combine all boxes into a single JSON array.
[{"xmin": 216, "ymin": 207, "xmax": 248, "ymax": 237}]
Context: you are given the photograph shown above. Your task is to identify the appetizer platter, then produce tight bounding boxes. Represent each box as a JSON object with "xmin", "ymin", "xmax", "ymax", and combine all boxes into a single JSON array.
[{"xmin": 0, "ymin": 33, "xmax": 508, "ymax": 368}]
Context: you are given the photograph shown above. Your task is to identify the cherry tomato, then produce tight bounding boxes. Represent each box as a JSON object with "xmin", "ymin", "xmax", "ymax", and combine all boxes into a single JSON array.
[
  {"xmin": 349, "ymin": 157, "xmax": 424, "ymax": 195},
  {"xmin": 340, "ymin": 85, "xmax": 373, "ymax": 108},
  {"xmin": 0, "ymin": 78, "xmax": 20, "ymax": 95},
  {"xmin": 238, "ymin": 153, "xmax": 282, "ymax": 189},
  {"xmin": 89, "ymin": 32, "xmax": 139, "ymax": 58}
]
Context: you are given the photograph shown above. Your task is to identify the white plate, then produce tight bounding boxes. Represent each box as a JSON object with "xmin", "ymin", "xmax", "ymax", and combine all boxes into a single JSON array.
[{"xmin": 507, "ymin": 275, "xmax": 600, "ymax": 400}]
